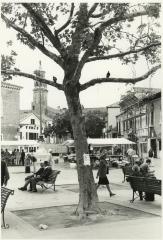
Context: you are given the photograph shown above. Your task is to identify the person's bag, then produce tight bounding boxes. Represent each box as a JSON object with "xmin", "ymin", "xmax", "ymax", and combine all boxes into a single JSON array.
[{"xmin": 106, "ymin": 166, "xmax": 109, "ymax": 174}]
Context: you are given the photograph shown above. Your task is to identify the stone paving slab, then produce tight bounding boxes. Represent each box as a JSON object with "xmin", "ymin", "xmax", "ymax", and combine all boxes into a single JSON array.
[{"xmin": 2, "ymin": 162, "xmax": 162, "ymax": 239}]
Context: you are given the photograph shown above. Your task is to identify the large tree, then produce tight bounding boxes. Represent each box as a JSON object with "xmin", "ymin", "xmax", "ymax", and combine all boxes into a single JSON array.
[{"xmin": 1, "ymin": 3, "xmax": 161, "ymax": 217}]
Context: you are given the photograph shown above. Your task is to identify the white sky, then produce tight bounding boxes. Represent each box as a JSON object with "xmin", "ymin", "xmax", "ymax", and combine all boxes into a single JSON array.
[{"xmin": 1, "ymin": 8, "xmax": 162, "ymax": 110}]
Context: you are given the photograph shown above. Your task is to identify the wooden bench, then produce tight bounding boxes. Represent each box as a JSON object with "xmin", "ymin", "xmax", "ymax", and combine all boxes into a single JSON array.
[
  {"xmin": 1, "ymin": 187, "xmax": 14, "ymax": 229},
  {"xmin": 121, "ymin": 165, "xmax": 133, "ymax": 182},
  {"xmin": 36, "ymin": 170, "xmax": 61, "ymax": 191},
  {"xmin": 127, "ymin": 176, "xmax": 161, "ymax": 202}
]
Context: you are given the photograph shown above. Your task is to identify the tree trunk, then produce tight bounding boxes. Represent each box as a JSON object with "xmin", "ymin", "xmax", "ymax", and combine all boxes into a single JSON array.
[{"xmin": 65, "ymin": 85, "xmax": 100, "ymax": 217}]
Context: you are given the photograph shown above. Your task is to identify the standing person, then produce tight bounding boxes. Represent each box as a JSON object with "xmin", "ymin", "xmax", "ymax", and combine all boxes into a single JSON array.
[
  {"xmin": 96, "ymin": 154, "xmax": 116, "ymax": 197},
  {"xmin": 30, "ymin": 151, "xmax": 37, "ymax": 173},
  {"xmin": 127, "ymin": 146, "xmax": 136, "ymax": 166},
  {"xmin": 148, "ymin": 147, "xmax": 154, "ymax": 164},
  {"xmin": 15, "ymin": 149, "xmax": 21, "ymax": 165},
  {"xmin": 20, "ymin": 149, "xmax": 25, "ymax": 166},
  {"xmin": 11, "ymin": 149, "xmax": 16, "ymax": 165},
  {"xmin": 47, "ymin": 149, "xmax": 53, "ymax": 169},
  {"xmin": 4, "ymin": 149, "xmax": 11, "ymax": 165},
  {"xmin": 1, "ymin": 159, "xmax": 10, "ymax": 186},
  {"xmin": 24, "ymin": 154, "xmax": 31, "ymax": 173}
]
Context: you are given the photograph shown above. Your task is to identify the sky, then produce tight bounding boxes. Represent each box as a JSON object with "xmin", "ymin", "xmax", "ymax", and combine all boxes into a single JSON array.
[{"xmin": 1, "ymin": 5, "xmax": 162, "ymax": 111}]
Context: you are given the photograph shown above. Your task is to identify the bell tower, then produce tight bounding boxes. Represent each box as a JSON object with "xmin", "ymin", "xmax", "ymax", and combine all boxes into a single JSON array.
[{"xmin": 32, "ymin": 61, "xmax": 48, "ymax": 117}]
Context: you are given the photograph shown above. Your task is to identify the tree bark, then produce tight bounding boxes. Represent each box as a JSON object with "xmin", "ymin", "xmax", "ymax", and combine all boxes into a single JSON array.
[{"xmin": 65, "ymin": 84, "xmax": 100, "ymax": 217}]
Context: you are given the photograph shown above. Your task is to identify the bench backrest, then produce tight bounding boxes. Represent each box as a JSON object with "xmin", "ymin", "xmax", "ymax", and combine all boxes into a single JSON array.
[
  {"xmin": 1, "ymin": 187, "xmax": 14, "ymax": 212},
  {"xmin": 127, "ymin": 176, "xmax": 161, "ymax": 195},
  {"xmin": 122, "ymin": 165, "xmax": 132, "ymax": 175},
  {"xmin": 48, "ymin": 170, "xmax": 61, "ymax": 182}
]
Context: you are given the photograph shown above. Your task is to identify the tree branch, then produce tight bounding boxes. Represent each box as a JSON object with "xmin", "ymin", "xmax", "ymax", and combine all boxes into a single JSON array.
[
  {"xmin": 1, "ymin": 13, "xmax": 64, "ymax": 68},
  {"xmin": 1, "ymin": 69, "xmax": 64, "ymax": 91},
  {"xmin": 74, "ymin": 10, "xmax": 149, "ymax": 82},
  {"xmin": 56, "ymin": 3, "xmax": 75, "ymax": 34},
  {"xmin": 88, "ymin": 3, "xmax": 99, "ymax": 17},
  {"xmin": 80, "ymin": 65, "xmax": 161, "ymax": 91},
  {"xmin": 73, "ymin": 28, "xmax": 102, "ymax": 81},
  {"xmin": 87, "ymin": 42, "xmax": 161, "ymax": 62},
  {"xmin": 22, "ymin": 3, "xmax": 66, "ymax": 58},
  {"xmin": 99, "ymin": 10, "xmax": 148, "ymax": 31}
]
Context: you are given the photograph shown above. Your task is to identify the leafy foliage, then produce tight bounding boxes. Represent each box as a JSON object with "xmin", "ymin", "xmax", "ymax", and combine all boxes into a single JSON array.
[
  {"xmin": 1, "ymin": 3, "xmax": 161, "ymax": 66},
  {"xmin": 85, "ymin": 111, "xmax": 106, "ymax": 138},
  {"xmin": 1, "ymin": 43, "xmax": 18, "ymax": 80},
  {"xmin": 44, "ymin": 110, "xmax": 106, "ymax": 139}
]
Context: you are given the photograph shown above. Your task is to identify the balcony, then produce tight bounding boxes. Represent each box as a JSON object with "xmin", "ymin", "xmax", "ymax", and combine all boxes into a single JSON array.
[{"xmin": 137, "ymin": 128, "xmax": 148, "ymax": 137}]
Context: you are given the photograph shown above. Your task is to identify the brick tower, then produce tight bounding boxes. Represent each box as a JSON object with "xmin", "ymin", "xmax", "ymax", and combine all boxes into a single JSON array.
[{"xmin": 32, "ymin": 61, "xmax": 48, "ymax": 117}]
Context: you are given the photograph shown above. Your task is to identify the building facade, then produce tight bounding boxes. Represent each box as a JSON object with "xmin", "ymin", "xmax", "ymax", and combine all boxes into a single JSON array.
[
  {"xmin": 116, "ymin": 87, "xmax": 161, "ymax": 158},
  {"xmin": 105, "ymin": 102, "xmax": 120, "ymax": 138},
  {"xmin": 1, "ymin": 82, "xmax": 22, "ymax": 141}
]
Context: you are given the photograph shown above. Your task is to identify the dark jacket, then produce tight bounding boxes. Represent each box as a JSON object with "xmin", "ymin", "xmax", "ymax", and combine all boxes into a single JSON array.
[
  {"xmin": 25, "ymin": 167, "xmax": 44, "ymax": 181},
  {"xmin": 97, "ymin": 159, "xmax": 108, "ymax": 178},
  {"xmin": 1, "ymin": 160, "xmax": 10, "ymax": 186},
  {"xmin": 40, "ymin": 167, "xmax": 52, "ymax": 181},
  {"xmin": 36, "ymin": 167, "xmax": 44, "ymax": 176}
]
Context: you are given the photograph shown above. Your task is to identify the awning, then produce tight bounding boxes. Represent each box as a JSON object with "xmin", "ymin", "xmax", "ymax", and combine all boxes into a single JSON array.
[
  {"xmin": 87, "ymin": 138, "xmax": 135, "ymax": 147},
  {"xmin": 62, "ymin": 138, "xmax": 135, "ymax": 148}
]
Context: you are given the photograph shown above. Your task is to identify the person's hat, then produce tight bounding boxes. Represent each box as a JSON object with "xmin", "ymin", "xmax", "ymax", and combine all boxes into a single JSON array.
[{"xmin": 44, "ymin": 161, "xmax": 49, "ymax": 166}]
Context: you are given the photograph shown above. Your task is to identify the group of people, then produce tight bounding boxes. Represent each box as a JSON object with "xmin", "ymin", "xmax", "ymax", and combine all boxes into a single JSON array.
[
  {"xmin": 1, "ymin": 148, "xmax": 26, "ymax": 166},
  {"xmin": 1, "ymin": 146, "xmax": 157, "ymax": 201},
  {"xmin": 129, "ymin": 158, "xmax": 156, "ymax": 201},
  {"xmin": 18, "ymin": 161, "xmax": 52, "ymax": 192}
]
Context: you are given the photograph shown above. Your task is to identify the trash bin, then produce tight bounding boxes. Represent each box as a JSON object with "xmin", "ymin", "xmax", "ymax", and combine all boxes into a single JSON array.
[{"xmin": 25, "ymin": 165, "xmax": 30, "ymax": 173}]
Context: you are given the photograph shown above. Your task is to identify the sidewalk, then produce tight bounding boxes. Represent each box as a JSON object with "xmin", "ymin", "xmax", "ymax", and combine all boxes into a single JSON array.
[{"xmin": 2, "ymin": 161, "xmax": 162, "ymax": 239}]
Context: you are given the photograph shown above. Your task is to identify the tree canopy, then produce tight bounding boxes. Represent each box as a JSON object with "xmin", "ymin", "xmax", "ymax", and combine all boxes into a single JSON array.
[{"xmin": 1, "ymin": 3, "xmax": 161, "ymax": 87}]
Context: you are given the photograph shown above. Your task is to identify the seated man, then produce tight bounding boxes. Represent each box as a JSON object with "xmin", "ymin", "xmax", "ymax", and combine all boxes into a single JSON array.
[
  {"xmin": 18, "ymin": 162, "xmax": 44, "ymax": 191},
  {"xmin": 132, "ymin": 160, "xmax": 143, "ymax": 200},
  {"xmin": 30, "ymin": 161, "xmax": 52, "ymax": 192},
  {"xmin": 140, "ymin": 159, "xmax": 155, "ymax": 178},
  {"xmin": 140, "ymin": 159, "xmax": 156, "ymax": 201}
]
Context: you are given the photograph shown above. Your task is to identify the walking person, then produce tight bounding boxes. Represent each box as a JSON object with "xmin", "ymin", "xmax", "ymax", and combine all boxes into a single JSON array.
[{"xmin": 96, "ymin": 154, "xmax": 116, "ymax": 197}]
